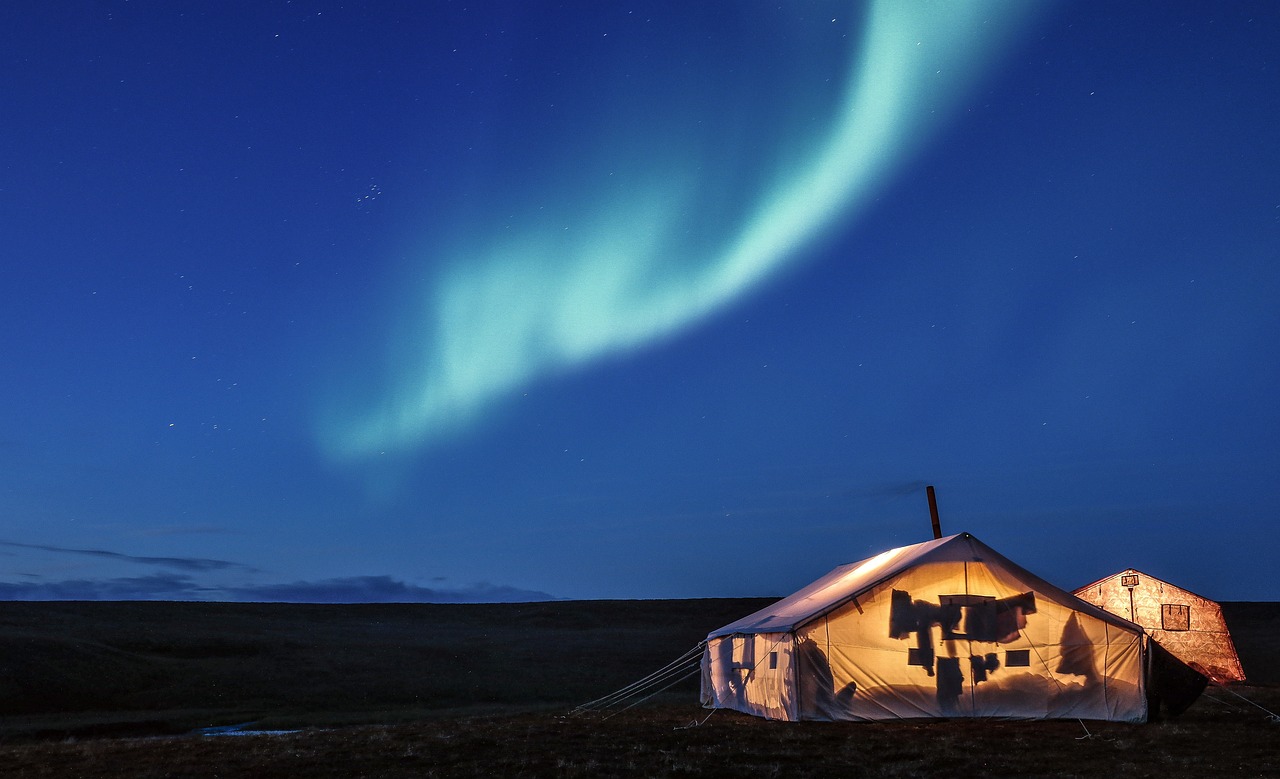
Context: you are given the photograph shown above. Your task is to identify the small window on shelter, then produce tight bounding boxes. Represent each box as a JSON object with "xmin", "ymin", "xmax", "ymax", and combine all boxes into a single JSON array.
[
  {"xmin": 730, "ymin": 636, "xmax": 755, "ymax": 669},
  {"xmin": 1005, "ymin": 650, "xmax": 1031, "ymax": 667},
  {"xmin": 1161, "ymin": 604, "xmax": 1190, "ymax": 631}
]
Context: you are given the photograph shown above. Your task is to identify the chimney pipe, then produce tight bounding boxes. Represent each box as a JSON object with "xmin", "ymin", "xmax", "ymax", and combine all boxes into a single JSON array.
[{"xmin": 927, "ymin": 485, "xmax": 942, "ymax": 539}]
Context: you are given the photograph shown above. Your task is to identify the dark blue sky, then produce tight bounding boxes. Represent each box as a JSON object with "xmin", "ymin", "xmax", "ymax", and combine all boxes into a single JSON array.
[{"xmin": 3, "ymin": 1, "xmax": 1277, "ymax": 603}]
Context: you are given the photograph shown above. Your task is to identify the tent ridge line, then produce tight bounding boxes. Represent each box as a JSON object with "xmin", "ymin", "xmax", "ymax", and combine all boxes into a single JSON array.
[
  {"xmin": 1075, "ymin": 567, "xmax": 1222, "ymax": 605},
  {"xmin": 787, "ymin": 534, "xmax": 986, "ymax": 634},
  {"xmin": 790, "ymin": 569, "xmax": 902, "ymax": 634}
]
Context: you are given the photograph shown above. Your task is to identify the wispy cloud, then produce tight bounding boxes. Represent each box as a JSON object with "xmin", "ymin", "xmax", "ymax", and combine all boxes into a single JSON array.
[
  {"xmin": 0, "ymin": 539, "xmax": 256, "ymax": 572},
  {"xmin": 223, "ymin": 576, "xmax": 557, "ymax": 604},
  {"xmin": 836, "ymin": 481, "xmax": 931, "ymax": 502},
  {"xmin": 0, "ymin": 573, "xmax": 217, "ymax": 601},
  {"xmin": 0, "ymin": 573, "xmax": 557, "ymax": 603},
  {"xmin": 134, "ymin": 524, "xmax": 241, "ymax": 538}
]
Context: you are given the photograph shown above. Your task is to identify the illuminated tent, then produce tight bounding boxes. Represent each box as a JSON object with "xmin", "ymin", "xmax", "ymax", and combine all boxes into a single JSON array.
[
  {"xmin": 701, "ymin": 533, "xmax": 1148, "ymax": 722},
  {"xmin": 1073, "ymin": 569, "xmax": 1245, "ymax": 686}
]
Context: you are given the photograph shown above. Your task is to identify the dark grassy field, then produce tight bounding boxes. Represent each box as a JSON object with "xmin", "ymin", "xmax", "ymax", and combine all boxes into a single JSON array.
[
  {"xmin": 0, "ymin": 599, "xmax": 774, "ymax": 741},
  {"xmin": 0, "ymin": 599, "xmax": 1275, "ymax": 777}
]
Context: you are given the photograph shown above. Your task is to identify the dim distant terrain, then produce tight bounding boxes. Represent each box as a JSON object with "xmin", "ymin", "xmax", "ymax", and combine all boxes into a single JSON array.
[
  {"xmin": 0, "ymin": 599, "xmax": 1275, "ymax": 777},
  {"xmin": 0, "ymin": 599, "xmax": 772, "ymax": 740}
]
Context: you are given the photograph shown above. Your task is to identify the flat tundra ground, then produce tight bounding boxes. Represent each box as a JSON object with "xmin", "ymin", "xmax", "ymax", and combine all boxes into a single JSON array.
[{"xmin": 0, "ymin": 599, "xmax": 1274, "ymax": 777}]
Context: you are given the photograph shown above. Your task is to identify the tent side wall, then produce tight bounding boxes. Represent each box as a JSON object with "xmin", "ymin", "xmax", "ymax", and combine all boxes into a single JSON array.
[
  {"xmin": 701, "ymin": 633, "xmax": 797, "ymax": 721},
  {"xmin": 790, "ymin": 557, "xmax": 1147, "ymax": 722}
]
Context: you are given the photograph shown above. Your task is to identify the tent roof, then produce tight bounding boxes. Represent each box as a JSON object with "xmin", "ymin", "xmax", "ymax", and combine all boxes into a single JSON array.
[
  {"xmin": 1075, "ymin": 568, "xmax": 1218, "ymax": 603},
  {"xmin": 708, "ymin": 532, "xmax": 1143, "ymax": 638}
]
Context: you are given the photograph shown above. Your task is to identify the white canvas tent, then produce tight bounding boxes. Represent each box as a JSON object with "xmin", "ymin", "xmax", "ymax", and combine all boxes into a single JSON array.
[{"xmin": 701, "ymin": 533, "xmax": 1148, "ymax": 722}]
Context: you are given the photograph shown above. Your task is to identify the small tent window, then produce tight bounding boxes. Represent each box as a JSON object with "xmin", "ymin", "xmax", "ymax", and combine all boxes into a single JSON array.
[
  {"xmin": 769, "ymin": 651, "xmax": 778, "ymax": 670},
  {"xmin": 1162, "ymin": 604, "xmax": 1190, "ymax": 631},
  {"xmin": 730, "ymin": 636, "xmax": 755, "ymax": 669},
  {"xmin": 1005, "ymin": 650, "xmax": 1031, "ymax": 667}
]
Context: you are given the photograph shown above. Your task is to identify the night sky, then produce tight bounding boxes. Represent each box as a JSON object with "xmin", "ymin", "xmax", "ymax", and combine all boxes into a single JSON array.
[{"xmin": 4, "ymin": 1, "xmax": 1277, "ymax": 603}]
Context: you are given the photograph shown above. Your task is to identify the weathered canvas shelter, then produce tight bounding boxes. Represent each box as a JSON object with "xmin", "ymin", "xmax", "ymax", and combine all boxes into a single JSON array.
[
  {"xmin": 701, "ymin": 533, "xmax": 1148, "ymax": 722},
  {"xmin": 1074, "ymin": 569, "xmax": 1245, "ymax": 685}
]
